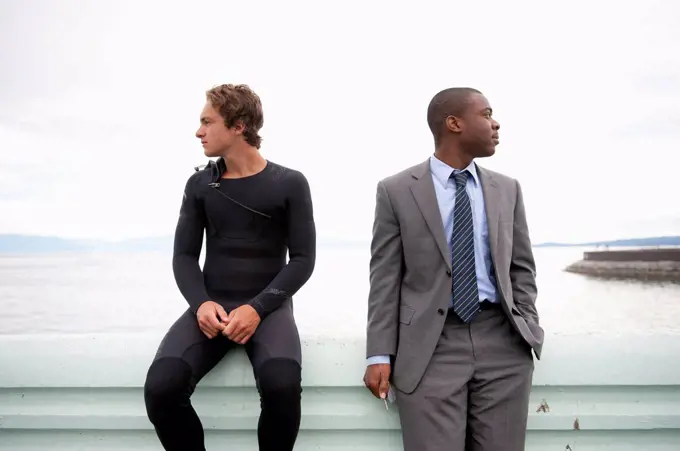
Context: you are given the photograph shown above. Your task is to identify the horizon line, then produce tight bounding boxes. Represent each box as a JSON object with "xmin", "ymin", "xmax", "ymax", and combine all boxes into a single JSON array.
[{"xmin": 1, "ymin": 233, "xmax": 679, "ymax": 247}]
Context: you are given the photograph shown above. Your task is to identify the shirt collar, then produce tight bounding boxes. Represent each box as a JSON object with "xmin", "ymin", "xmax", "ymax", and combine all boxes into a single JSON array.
[{"xmin": 429, "ymin": 154, "xmax": 480, "ymax": 187}]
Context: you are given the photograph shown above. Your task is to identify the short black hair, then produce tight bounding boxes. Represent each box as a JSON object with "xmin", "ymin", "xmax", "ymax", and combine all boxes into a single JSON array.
[{"xmin": 427, "ymin": 87, "xmax": 481, "ymax": 143}]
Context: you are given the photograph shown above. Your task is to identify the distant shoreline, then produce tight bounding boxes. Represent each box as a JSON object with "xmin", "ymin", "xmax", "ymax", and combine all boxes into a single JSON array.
[
  {"xmin": 533, "ymin": 235, "xmax": 680, "ymax": 248},
  {"xmin": 0, "ymin": 234, "xmax": 678, "ymax": 254}
]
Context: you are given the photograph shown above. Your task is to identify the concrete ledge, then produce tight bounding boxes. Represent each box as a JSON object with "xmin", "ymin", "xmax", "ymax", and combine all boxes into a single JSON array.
[
  {"xmin": 2, "ymin": 333, "xmax": 679, "ymax": 387},
  {"xmin": 1, "ymin": 333, "xmax": 680, "ymax": 450}
]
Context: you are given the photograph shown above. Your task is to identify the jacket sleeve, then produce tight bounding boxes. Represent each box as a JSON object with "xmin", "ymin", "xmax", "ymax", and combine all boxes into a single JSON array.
[
  {"xmin": 366, "ymin": 180, "xmax": 403, "ymax": 359},
  {"xmin": 509, "ymin": 179, "xmax": 539, "ymax": 324}
]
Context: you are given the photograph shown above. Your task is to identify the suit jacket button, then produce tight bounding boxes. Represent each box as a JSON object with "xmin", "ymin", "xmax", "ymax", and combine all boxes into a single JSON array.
[
  {"xmin": 446, "ymin": 269, "xmax": 451, "ymax": 276},
  {"xmin": 437, "ymin": 308, "xmax": 445, "ymax": 315}
]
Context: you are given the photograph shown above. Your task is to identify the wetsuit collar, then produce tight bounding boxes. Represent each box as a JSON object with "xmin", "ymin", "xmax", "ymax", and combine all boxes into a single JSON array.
[
  {"xmin": 213, "ymin": 157, "xmax": 227, "ymax": 182},
  {"xmin": 199, "ymin": 157, "xmax": 227, "ymax": 184}
]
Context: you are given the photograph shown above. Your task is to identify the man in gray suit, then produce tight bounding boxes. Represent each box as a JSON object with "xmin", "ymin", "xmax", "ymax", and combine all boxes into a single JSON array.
[{"xmin": 363, "ymin": 87, "xmax": 544, "ymax": 451}]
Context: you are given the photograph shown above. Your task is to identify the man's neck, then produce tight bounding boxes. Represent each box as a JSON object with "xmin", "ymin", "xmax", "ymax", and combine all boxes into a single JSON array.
[
  {"xmin": 434, "ymin": 146, "xmax": 473, "ymax": 170},
  {"xmin": 221, "ymin": 144, "xmax": 267, "ymax": 179}
]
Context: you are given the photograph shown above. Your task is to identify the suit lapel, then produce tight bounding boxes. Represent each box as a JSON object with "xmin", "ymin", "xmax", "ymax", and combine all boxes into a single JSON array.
[
  {"xmin": 476, "ymin": 165, "xmax": 501, "ymax": 266},
  {"xmin": 409, "ymin": 159, "xmax": 451, "ymax": 270}
]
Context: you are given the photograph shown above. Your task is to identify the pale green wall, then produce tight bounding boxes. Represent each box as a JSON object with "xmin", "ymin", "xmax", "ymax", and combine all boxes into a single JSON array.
[{"xmin": 1, "ymin": 333, "xmax": 679, "ymax": 450}]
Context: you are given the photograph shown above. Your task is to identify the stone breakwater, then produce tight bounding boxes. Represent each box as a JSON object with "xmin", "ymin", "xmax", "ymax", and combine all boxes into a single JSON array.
[{"xmin": 564, "ymin": 248, "xmax": 680, "ymax": 282}]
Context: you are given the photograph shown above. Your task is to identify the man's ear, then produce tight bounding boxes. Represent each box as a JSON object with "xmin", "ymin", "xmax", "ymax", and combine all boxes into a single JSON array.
[
  {"xmin": 231, "ymin": 120, "xmax": 246, "ymax": 135},
  {"xmin": 445, "ymin": 115, "xmax": 463, "ymax": 133}
]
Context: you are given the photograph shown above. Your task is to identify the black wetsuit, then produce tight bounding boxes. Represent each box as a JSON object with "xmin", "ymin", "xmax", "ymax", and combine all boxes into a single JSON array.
[{"xmin": 144, "ymin": 158, "xmax": 316, "ymax": 451}]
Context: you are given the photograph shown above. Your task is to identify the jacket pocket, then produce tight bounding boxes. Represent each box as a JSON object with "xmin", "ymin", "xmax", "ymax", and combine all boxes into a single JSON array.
[{"xmin": 399, "ymin": 305, "xmax": 415, "ymax": 325}]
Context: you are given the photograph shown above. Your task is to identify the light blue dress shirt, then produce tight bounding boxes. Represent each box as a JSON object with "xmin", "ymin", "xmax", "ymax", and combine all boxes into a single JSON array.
[{"xmin": 367, "ymin": 155, "xmax": 499, "ymax": 366}]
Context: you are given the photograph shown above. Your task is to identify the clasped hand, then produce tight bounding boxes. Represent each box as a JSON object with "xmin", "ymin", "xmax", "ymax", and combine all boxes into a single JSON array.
[{"xmin": 196, "ymin": 301, "xmax": 261, "ymax": 344}]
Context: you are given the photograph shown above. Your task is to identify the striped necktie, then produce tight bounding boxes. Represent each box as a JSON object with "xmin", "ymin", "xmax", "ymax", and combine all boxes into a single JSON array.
[{"xmin": 450, "ymin": 170, "xmax": 479, "ymax": 322}]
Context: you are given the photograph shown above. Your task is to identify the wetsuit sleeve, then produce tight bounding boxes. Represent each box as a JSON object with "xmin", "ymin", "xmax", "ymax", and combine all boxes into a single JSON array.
[
  {"xmin": 172, "ymin": 174, "xmax": 210, "ymax": 314},
  {"xmin": 248, "ymin": 170, "xmax": 316, "ymax": 318}
]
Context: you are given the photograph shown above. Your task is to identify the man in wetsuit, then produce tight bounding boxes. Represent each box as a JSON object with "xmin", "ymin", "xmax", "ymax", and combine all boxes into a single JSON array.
[{"xmin": 143, "ymin": 84, "xmax": 316, "ymax": 451}]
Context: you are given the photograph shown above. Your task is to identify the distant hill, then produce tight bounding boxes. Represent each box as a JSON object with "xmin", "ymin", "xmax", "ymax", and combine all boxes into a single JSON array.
[
  {"xmin": 0, "ymin": 234, "xmax": 173, "ymax": 254},
  {"xmin": 1, "ymin": 234, "xmax": 678, "ymax": 254},
  {"xmin": 0, "ymin": 234, "xmax": 91, "ymax": 253},
  {"xmin": 534, "ymin": 236, "xmax": 680, "ymax": 248}
]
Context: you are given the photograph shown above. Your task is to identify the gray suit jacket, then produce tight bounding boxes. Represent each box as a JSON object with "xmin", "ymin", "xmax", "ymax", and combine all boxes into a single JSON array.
[{"xmin": 366, "ymin": 158, "xmax": 544, "ymax": 394}]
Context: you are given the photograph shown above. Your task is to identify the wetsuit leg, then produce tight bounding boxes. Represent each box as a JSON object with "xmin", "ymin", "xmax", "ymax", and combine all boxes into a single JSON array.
[
  {"xmin": 245, "ymin": 298, "xmax": 303, "ymax": 451},
  {"xmin": 143, "ymin": 308, "xmax": 236, "ymax": 451}
]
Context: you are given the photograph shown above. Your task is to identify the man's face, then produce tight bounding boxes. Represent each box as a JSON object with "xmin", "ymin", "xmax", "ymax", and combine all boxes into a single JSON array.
[
  {"xmin": 455, "ymin": 93, "xmax": 501, "ymax": 158},
  {"xmin": 195, "ymin": 102, "xmax": 238, "ymax": 157}
]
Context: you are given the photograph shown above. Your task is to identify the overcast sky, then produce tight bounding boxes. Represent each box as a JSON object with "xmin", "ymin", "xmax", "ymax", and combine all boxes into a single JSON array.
[{"xmin": 1, "ymin": 0, "xmax": 679, "ymax": 244}]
